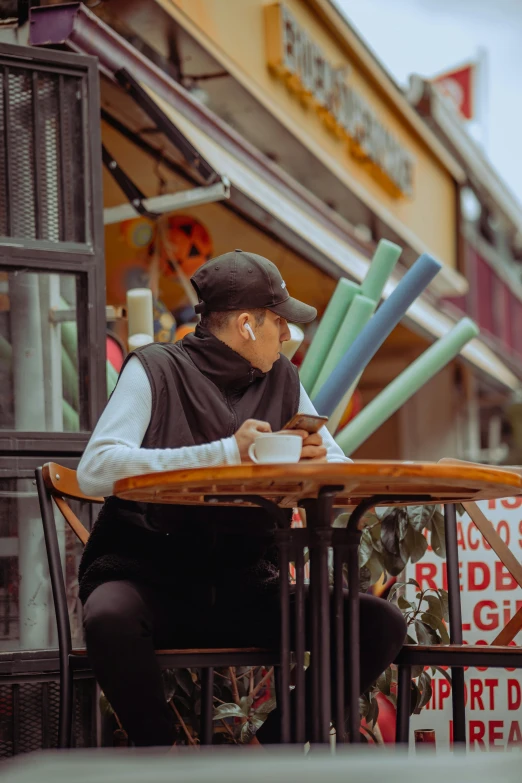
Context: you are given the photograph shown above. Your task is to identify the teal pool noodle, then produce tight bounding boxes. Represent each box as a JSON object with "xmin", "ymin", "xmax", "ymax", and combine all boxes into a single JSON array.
[
  {"xmin": 299, "ymin": 278, "xmax": 359, "ymax": 394},
  {"xmin": 360, "ymin": 239, "xmax": 402, "ymax": 303},
  {"xmin": 314, "ymin": 253, "xmax": 442, "ymax": 416},
  {"xmin": 311, "ymin": 294, "xmax": 375, "ymax": 400},
  {"xmin": 107, "ymin": 360, "xmax": 119, "ymax": 397},
  {"xmin": 335, "ymin": 318, "xmax": 480, "ymax": 455},
  {"xmin": 61, "ymin": 345, "xmax": 79, "ymax": 410},
  {"xmin": 60, "ymin": 296, "xmax": 78, "ymax": 370},
  {"xmin": 62, "ymin": 398, "xmax": 79, "ymax": 432}
]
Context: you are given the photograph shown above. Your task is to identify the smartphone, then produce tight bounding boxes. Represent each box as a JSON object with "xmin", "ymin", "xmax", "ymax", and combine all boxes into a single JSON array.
[{"xmin": 283, "ymin": 412, "xmax": 329, "ymax": 433}]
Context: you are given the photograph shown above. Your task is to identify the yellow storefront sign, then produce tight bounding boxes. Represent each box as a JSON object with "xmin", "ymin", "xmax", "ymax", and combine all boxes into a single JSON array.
[{"xmin": 265, "ymin": 2, "xmax": 414, "ymax": 199}]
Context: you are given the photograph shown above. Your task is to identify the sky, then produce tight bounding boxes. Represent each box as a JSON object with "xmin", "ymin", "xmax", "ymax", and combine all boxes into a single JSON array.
[{"xmin": 335, "ymin": 0, "xmax": 522, "ymax": 206}]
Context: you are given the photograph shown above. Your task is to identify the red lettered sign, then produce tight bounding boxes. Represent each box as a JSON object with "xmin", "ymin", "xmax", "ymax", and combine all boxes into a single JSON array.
[{"xmin": 407, "ymin": 499, "xmax": 522, "ymax": 750}]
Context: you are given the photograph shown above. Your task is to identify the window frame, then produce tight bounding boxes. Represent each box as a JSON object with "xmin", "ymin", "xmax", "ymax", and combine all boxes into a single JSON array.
[{"xmin": 0, "ymin": 42, "xmax": 107, "ymax": 450}]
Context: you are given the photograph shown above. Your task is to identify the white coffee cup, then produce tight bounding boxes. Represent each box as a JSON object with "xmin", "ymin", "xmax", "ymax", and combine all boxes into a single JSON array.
[{"xmin": 248, "ymin": 433, "xmax": 302, "ymax": 464}]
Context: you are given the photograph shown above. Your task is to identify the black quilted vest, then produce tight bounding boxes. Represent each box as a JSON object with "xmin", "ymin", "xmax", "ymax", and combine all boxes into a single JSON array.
[{"xmin": 78, "ymin": 326, "xmax": 300, "ymax": 604}]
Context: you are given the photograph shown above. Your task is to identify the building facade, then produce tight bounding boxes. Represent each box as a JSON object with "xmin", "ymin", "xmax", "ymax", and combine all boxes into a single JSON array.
[{"xmin": 0, "ymin": 0, "xmax": 521, "ymax": 755}]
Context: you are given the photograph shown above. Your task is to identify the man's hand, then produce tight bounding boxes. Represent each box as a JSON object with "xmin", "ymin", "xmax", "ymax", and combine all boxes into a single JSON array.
[
  {"xmin": 300, "ymin": 431, "xmax": 327, "ymax": 462},
  {"xmin": 234, "ymin": 419, "xmax": 272, "ymax": 462}
]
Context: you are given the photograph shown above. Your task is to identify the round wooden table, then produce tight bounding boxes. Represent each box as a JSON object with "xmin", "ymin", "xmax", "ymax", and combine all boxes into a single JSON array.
[{"xmin": 114, "ymin": 461, "xmax": 522, "ymax": 746}]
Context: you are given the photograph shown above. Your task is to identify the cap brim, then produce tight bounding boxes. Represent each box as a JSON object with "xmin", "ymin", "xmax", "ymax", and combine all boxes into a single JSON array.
[{"xmin": 269, "ymin": 296, "xmax": 317, "ymax": 324}]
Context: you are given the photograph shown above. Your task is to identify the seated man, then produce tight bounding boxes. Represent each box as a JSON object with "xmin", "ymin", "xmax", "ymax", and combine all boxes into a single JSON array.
[{"xmin": 77, "ymin": 249, "xmax": 406, "ymax": 747}]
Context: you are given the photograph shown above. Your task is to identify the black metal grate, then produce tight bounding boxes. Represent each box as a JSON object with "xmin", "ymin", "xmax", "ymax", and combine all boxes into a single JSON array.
[
  {"xmin": 0, "ymin": 678, "xmax": 96, "ymax": 757},
  {"xmin": 0, "ymin": 62, "xmax": 87, "ymax": 244}
]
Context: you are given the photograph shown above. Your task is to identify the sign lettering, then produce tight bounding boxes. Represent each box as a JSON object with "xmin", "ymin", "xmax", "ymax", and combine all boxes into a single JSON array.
[{"xmin": 265, "ymin": 3, "xmax": 415, "ymax": 198}]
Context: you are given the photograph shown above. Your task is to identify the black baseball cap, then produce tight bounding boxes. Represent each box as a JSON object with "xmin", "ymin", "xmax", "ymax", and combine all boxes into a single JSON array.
[{"xmin": 191, "ymin": 249, "xmax": 317, "ymax": 324}]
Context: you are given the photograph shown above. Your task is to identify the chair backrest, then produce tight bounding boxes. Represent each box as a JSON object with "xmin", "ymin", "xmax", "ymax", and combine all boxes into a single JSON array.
[
  {"xmin": 42, "ymin": 462, "xmax": 103, "ymax": 545},
  {"xmin": 36, "ymin": 462, "xmax": 103, "ymax": 656}
]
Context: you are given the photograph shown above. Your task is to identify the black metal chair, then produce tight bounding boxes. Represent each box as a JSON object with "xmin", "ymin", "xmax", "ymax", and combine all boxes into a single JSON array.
[
  {"xmin": 35, "ymin": 462, "xmax": 279, "ymax": 749},
  {"xmin": 394, "ymin": 500, "xmax": 522, "ymax": 746}
]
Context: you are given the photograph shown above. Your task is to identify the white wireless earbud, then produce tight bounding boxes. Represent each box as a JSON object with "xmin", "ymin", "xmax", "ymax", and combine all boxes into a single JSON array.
[{"xmin": 245, "ymin": 323, "xmax": 256, "ymax": 341}]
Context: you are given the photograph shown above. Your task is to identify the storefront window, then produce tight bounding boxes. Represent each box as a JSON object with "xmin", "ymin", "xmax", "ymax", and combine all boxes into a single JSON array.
[
  {"xmin": 0, "ymin": 478, "xmax": 90, "ymax": 651},
  {"xmin": 0, "ymin": 270, "xmax": 83, "ymax": 432}
]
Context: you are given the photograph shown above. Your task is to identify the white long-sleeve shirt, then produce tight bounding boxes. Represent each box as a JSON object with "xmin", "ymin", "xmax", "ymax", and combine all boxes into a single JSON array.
[{"xmin": 78, "ymin": 355, "xmax": 350, "ymax": 497}]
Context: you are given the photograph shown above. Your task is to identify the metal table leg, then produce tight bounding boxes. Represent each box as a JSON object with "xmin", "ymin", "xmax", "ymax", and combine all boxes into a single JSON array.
[
  {"xmin": 444, "ymin": 503, "xmax": 466, "ymax": 748},
  {"xmin": 342, "ymin": 494, "xmax": 431, "ymax": 744}
]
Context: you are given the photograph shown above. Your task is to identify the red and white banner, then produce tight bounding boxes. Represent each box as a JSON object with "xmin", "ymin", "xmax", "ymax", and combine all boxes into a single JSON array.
[
  {"xmin": 432, "ymin": 62, "xmax": 476, "ymax": 121},
  {"xmin": 408, "ymin": 498, "xmax": 522, "ymax": 750}
]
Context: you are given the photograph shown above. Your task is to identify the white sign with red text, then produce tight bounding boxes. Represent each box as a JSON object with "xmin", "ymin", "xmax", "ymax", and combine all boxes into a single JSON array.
[{"xmin": 407, "ymin": 497, "xmax": 522, "ymax": 751}]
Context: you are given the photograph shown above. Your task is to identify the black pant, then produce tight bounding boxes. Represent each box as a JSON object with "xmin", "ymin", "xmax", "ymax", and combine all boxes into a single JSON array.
[{"xmin": 84, "ymin": 578, "xmax": 406, "ymax": 746}]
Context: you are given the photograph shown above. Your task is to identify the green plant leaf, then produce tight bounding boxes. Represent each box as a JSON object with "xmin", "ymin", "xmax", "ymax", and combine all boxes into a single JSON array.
[
  {"xmin": 431, "ymin": 665, "xmax": 452, "ymax": 684},
  {"xmin": 424, "ymin": 594, "xmax": 443, "ymax": 619},
  {"xmin": 381, "ymin": 511, "xmax": 403, "ymax": 556},
  {"xmin": 359, "ymin": 694, "xmax": 371, "ymax": 719},
  {"xmin": 430, "ymin": 510, "xmax": 446, "ymax": 559},
  {"xmin": 437, "ymin": 589, "xmax": 449, "ymax": 622},
  {"xmin": 412, "ymin": 665, "xmax": 425, "ymax": 678},
  {"xmin": 172, "ymin": 694, "xmax": 193, "ymax": 712},
  {"xmin": 365, "ymin": 549, "xmax": 386, "ymax": 585},
  {"xmin": 409, "ymin": 529, "xmax": 429, "ymax": 564},
  {"xmin": 420, "ymin": 612, "xmax": 450, "ymax": 644},
  {"xmin": 239, "ymin": 696, "xmax": 253, "ymax": 716},
  {"xmin": 418, "ymin": 671, "xmax": 433, "ymax": 710},
  {"xmin": 240, "ymin": 722, "xmax": 255, "ymax": 744},
  {"xmin": 363, "ymin": 511, "xmax": 381, "ymax": 529},
  {"xmin": 407, "ymin": 505, "xmax": 437, "ymax": 532},
  {"xmin": 366, "ymin": 694, "xmax": 380, "ymax": 727},
  {"xmin": 99, "ymin": 691, "xmax": 114, "ymax": 717},
  {"xmin": 174, "ymin": 668, "xmax": 194, "ymax": 698},
  {"xmin": 410, "ymin": 680, "xmax": 421, "ymax": 715},
  {"xmin": 407, "ymin": 577, "xmax": 421, "ymax": 589},
  {"xmin": 398, "ymin": 514, "xmax": 409, "ymax": 541},
  {"xmin": 397, "ymin": 595, "xmax": 414, "ymax": 612},
  {"xmin": 253, "ymin": 697, "xmax": 277, "ymax": 716},
  {"xmin": 162, "ymin": 669, "xmax": 178, "ymax": 702},
  {"xmin": 358, "ymin": 528, "xmax": 374, "ymax": 568},
  {"xmin": 361, "ymin": 724, "xmax": 380, "ymax": 743},
  {"xmin": 213, "ymin": 703, "xmax": 245, "ymax": 721},
  {"xmin": 381, "ymin": 548, "xmax": 407, "ymax": 577},
  {"xmin": 369, "ymin": 522, "xmax": 383, "ymax": 552},
  {"xmin": 359, "ymin": 566, "xmax": 372, "ymax": 593},
  {"xmin": 414, "ymin": 619, "xmax": 439, "ymax": 645},
  {"xmin": 333, "ymin": 512, "xmax": 350, "ymax": 528},
  {"xmin": 375, "ymin": 666, "xmax": 392, "ymax": 696}
]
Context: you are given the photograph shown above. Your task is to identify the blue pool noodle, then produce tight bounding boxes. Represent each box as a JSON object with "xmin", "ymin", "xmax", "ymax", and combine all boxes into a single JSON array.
[{"xmin": 314, "ymin": 253, "xmax": 442, "ymax": 417}]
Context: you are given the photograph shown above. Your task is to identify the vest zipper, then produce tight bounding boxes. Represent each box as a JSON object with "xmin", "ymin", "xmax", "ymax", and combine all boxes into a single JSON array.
[{"xmin": 224, "ymin": 391, "xmax": 237, "ymax": 436}]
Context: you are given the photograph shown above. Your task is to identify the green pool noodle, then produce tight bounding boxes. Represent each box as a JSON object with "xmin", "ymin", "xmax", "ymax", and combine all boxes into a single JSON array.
[
  {"xmin": 335, "ymin": 318, "xmax": 480, "ymax": 455},
  {"xmin": 59, "ymin": 295, "xmax": 78, "ymax": 370},
  {"xmin": 360, "ymin": 239, "xmax": 402, "ymax": 303},
  {"xmin": 61, "ymin": 345, "xmax": 79, "ymax": 410},
  {"xmin": 299, "ymin": 278, "xmax": 359, "ymax": 394},
  {"xmin": 62, "ymin": 398, "xmax": 79, "ymax": 432},
  {"xmin": 107, "ymin": 360, "xmax": 119, "ymax": 397},
  {"xmin": 311, "ymin": 294, "xmax": 376, "ymax": 400}
]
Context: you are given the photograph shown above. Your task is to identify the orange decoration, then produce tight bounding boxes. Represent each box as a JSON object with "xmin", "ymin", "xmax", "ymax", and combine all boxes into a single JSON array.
[
  {"xmin": 119, "ymin": 217, "xmax": 155, "ymax": 249},
  {"xmin": 175, "ymin": 323, "xmax": 197, "ymax": 342},
  {"xmin": 337, "ymin": 389, "xmax": 363, "ymax": 431},
  {"xmin": 161, "ymin": 215, "xmax": 213, "ymax": 278}
]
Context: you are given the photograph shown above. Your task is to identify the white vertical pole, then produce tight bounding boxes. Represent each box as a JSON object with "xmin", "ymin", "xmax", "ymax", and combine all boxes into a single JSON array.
[
  {"xmin": 17, "ymin": 481, "xmax": 53, "ymax": 649},
  {"xmin": 9, "ymin": 273, "xmax": 51, "ymax": 648},
  {"xmin": 9, "ymin": 272, "xmax": 46, "ymax": 431},
  {"xmin": 39, "ymin": 274, "xmax": 63, "ymax": 431}
]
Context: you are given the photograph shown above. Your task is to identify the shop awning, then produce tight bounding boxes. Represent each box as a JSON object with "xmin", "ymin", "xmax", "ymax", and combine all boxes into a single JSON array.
[{"xmin": 29, "ymin": 3, "xmax": 521, "ymax": 393}]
